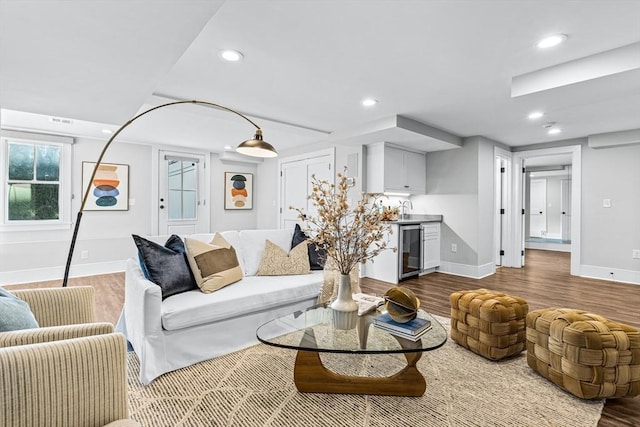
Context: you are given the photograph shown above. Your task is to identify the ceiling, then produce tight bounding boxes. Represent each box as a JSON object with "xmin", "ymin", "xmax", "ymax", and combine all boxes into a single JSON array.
[{"xmin": 1, "ymin": 1, "xmax": 639, "ymax": 157}]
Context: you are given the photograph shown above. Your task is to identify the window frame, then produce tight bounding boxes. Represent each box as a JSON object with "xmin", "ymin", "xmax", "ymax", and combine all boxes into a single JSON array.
[{"xmin": 0, "ymin": 130, "xmax": 73, "ymax": 231}]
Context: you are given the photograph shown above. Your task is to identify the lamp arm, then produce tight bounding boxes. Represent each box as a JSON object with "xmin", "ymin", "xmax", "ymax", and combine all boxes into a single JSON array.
[{"xmin": 62, "ymin": 99, "xmax": 261, "ymax": 287}]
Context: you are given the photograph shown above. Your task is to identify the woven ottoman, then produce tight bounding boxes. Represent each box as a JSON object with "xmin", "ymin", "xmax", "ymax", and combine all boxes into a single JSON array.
[
  {"xmin": 526, "ymin": 308, "xmax": 640, "ymax": 399},
  {"xmin": 450, "ymin": 289, "xmax": 529, "ymax": 360}
]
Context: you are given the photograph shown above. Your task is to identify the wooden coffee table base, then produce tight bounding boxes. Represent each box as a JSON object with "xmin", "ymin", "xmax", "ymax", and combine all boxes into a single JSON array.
[{"xmin": 293, "ymin": 349, "xmax": 426, "ymax": 396}]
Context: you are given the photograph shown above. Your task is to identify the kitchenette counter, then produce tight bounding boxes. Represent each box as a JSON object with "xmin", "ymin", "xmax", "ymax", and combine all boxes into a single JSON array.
[{"xmin": 385, "ymin": 214, "xmax": 443, "ymax": 224}]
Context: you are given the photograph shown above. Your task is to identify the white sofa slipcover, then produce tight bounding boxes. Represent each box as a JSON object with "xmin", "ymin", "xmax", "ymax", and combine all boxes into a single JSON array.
[{"xmin": 117, "ymin": 229, "xmax": 323, "ymax": 384}]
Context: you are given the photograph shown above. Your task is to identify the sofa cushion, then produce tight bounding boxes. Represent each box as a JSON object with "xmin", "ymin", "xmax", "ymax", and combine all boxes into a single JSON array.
[
  {"xmin": 160, "ymin": 271, "xmax": 323, "ymax": 331},
  {"xmin": 291, "ymin": 223, "xmax": 326, "ymax": 270},
  {"xmin": 132, "ymin": 234, "xmax": 197, "ymax": 299},
  {"xmin": 0, "ymin": 287, "xmax": 39, "ymax": 332},
  {"xmin": 256, "ymin": 239, "xmax": 310, "ymax": 276},
  {"xmin": 238, "ymin": 229, "xmax": 294, "ymax": 276},
  {"xmin": 185, "ymin": 234, "xmax": 243, "ymax": 293}
]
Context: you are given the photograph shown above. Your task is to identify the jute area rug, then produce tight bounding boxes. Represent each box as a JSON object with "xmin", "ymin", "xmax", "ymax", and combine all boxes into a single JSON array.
[{"xmin": 126, "ymin": 316, "xmax": 604, "ymax": 427}]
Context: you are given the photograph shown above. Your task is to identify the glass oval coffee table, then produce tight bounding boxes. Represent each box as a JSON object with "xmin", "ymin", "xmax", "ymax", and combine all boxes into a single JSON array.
[{"xmin": 256, "ymin": 303, "xmax": 447, "ymax": 396}]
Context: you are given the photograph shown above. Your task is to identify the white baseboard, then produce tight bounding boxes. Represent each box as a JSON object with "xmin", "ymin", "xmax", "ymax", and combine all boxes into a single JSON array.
[
  {"xmin": 438, "ymin": 262, "xmax": 496, "ymax": 279},
  {"xmin": 0, "ymin": 260, "xmax": 127, "ymax": 285},
  {"xmin": 580, "ymin": 264, "xmax": 640, "ymax": 285}
]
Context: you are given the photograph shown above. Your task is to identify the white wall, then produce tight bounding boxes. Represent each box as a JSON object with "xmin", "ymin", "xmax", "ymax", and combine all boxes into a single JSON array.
[
  {"xmin": 410, "ymin": 136, "xmax": 500, "ymax": 277},
  {"xmin": 255, "ymin": 158, "xmax": 279, "ymax": 229},
  {"xmin": 412, "ymin": 137, "xmax": 480, "ymax": 267},
  {"xmin": 4, "ymin": 128, "xmax": 637, "ymax": 285},
  {"xmin": 514, "ymin": 139, "xmax": 640, "ymax": 283},
  {"xmin": 581, "ymin": 143, "xmax": 640, "ymax": 277},
  {"xmin": 0, "ymin": 135, "xmax": 262, "ymax": 284},
  {"xmin": 0, "ymin": 136, "xmax": 153, "ymax": 283},
  {"xmin": 210, "ymin": 154, "xmax": 258, "ymax": 232}
]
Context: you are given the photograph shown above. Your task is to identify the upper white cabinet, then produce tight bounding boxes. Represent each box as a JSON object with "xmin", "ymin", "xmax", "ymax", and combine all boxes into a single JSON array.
[{"xmin": 366, "ymin": 142, "xmax": 426, "ymax": 194}]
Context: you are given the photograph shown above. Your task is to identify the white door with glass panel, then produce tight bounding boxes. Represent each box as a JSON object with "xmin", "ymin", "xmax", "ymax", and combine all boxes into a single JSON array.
[{"xmin": 158, "ymin": 151, "xmax": 208, "ymax": 235}]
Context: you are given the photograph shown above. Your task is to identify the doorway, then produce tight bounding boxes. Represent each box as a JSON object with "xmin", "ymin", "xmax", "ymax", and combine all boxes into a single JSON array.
[
  {"xmin": 524, "ymin": 166, "xmax": 572, "ymax": 252},
  {"xmin": 494, "ymin": 147, "xmax": 512, "ymax": 267},
  {"xmin": 510, "ymin": 145, "xmax": 581, "ymax": 275}
]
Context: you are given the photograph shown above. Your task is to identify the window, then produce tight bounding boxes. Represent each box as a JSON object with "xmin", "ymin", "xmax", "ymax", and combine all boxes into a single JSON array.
[
  {"xmin": 1, "ymin": 131, "xmax": 72, "ymax": 230},
  {"xmin": 167, "ymin": 158, "xmax": 198, "ymax": 221}
]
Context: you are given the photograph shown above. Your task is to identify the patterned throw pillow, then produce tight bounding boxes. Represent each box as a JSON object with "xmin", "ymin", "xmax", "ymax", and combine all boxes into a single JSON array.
[
  {"xmin": 133, "ymin": 234, "xmax": 198, "ymax": 299},
  {"xmin": 185, "ymin": 233, "xmax": 243, "ymax": 293},
  {"xmin": 256, "ymin": 239, "xmax": 311, "ymax": 276}
]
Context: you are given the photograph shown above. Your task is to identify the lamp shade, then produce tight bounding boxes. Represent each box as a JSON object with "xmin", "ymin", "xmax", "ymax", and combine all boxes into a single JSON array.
[{"xmin": 236, "ymin": 129, "xmax": 278, "ymax": 158}]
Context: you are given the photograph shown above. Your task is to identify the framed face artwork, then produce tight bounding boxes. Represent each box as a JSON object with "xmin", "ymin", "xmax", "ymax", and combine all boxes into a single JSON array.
[
  {"xmin": 224, "ymin": 172, "xmax": 253, "ymax": 210},
  {"xmin": 82, "ymin": 162, "xmax": 129, "ymax": 211}
]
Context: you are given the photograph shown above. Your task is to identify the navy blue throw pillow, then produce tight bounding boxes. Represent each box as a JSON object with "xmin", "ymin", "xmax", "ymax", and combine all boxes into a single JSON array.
[
  {"xmin": 132, "ymin": 234, "xmax": 197, "ymax": 299},
  {"xmin": 291, "ymin": 224, "xmax": 326, "ymax": 270}
]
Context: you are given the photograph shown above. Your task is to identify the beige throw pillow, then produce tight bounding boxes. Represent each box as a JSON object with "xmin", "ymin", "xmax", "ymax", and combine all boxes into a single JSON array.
[
  {"xmin": 256, "ymin": 239, "xmax": 311, "ymax": 276},
  {"xmin": 185, "ymin": 233, "xmax": 243, "ymax": 293}
]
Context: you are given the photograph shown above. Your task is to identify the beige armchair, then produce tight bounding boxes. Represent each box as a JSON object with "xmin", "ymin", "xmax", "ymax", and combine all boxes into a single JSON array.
[{"xmin": 0, "ymin": 286, "xmax": 139, "ymax": 427}]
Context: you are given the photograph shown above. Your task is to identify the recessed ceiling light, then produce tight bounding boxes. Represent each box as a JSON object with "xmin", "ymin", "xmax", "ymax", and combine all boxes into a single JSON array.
[
  {"xmin": 362, "ymin": 98, "xmax": 378, "ymax": 107},
  {"xmin": 219, "ymin": 49, "xmax": 244, "ymax": 62},
  {"xmin": 537, "ymin": 34, "xmax": 568, "ymax": 49},
  {"xmin": 224, "ymin": 145, "xmax": 232, "ymax": 150},
  {"xmin": 543, "ymin": 122, "xmax": 561, "ymax": 135},
  {"xmin": 528, "ymin": 111, "xmax": 544, "ymax": 120},
  {"xmin": 102, "ymin": 129, "xmax": 113, "ymax": 134}
]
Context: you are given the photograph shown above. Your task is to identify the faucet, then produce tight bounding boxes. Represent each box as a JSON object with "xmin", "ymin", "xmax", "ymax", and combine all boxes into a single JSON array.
[{"xmin": 400, "ymin": 200, "xmax": 413, "ymax": 219}]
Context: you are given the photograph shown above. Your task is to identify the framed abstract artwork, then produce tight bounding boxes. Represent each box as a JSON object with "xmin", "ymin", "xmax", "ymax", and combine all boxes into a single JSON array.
[
  {"xmin": 82, "ymin": 162, "xmax": 129, "ymax": 211},
  {"xmin": 224, "ymin": 172, "xmax": 253, "ymax": 210}
]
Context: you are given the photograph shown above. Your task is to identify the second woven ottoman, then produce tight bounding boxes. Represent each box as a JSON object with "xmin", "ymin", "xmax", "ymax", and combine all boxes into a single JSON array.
[
  {"xmin": 526, "ymin": 308, "xmax": 640, "ymax": 399},
  {"xmin": 450, "ymin": 288, "xmax": 529, "ymax": 360}
]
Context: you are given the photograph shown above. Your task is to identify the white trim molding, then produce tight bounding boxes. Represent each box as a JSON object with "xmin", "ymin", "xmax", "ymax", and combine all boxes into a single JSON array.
[
  {"xmin": 580, "ymin": 265, "xmax": 640, "ymax": 286},
  {"xmin": 438, "ymin": 261, "xmax": 496, "ymax": 279},
  {"xmin": 511, "ymin": 144, "xmax": 581, "ymax": 275},
  {"xmin": 0, "ymin": 260, "xmax": 126, "ymax": 286}
]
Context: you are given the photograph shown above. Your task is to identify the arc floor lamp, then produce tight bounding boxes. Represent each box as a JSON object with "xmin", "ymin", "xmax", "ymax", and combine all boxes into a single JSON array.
[{"xmin": 62, "ymin": 99, "xmax": 278, "ymax": 287}]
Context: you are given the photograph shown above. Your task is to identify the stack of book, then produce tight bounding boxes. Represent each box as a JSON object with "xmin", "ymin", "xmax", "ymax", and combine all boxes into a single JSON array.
[{"xmin": 373, "ymin": 312, "xmax": 432, "ymax": 341}]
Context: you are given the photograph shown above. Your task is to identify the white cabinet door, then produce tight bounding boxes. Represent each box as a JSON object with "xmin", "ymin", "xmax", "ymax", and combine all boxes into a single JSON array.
[
  {"xmin": 383, "ymin": 146, "xmax": 405, "ymax": 191},
  {"xmin": 422, "ymin": 223, "xmax": 441, "ymax": 270},
  {"xmin": 363, "ymin": 224, "xmax": 400, "ymax": 284},
  {"xmin": 404, "ymin": 151, "xmax": 426, "ymax": 194}
]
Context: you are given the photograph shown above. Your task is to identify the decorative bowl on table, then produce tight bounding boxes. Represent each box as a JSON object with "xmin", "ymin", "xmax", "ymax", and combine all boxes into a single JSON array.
[{"xmin": 384, "ymin": 286, "xmax": 420, "ymax": 323}]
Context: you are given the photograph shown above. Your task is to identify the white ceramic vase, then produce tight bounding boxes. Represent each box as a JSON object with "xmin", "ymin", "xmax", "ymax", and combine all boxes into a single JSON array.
[{"xmin": 330, "ymin": 274, "xmax": 358, "ymax": 330}]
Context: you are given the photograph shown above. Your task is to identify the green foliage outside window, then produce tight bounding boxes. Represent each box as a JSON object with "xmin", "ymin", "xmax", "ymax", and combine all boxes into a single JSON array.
[{"xmin": 6, "ymin": 141, "xmax": 61, "ymax": 221}]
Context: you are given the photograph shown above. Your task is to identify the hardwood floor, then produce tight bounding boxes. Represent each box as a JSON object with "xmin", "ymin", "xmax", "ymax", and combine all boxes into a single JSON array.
[
  {"xmin": 5, "ymin": 272, "xmax": 125, "ymax": 325},
  {"xmin": 360, "ymin": 249, "xmax": 640, "ymax": 427},
  {"xmin": 5, "ymin": 249, "xmax": 639, "ymax": 426}
]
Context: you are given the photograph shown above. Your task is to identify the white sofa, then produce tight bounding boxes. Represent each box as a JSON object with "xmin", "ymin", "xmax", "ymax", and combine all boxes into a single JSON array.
[{"xmin": 116, "ymin": 228, "xmax": 323, "ymax": 385}]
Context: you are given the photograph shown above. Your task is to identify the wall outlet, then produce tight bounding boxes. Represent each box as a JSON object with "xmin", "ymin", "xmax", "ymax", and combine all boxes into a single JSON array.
[
  {"xmin": 81, "ymin": 250, "xmax": 89, "ymax": 259},
  {"xmin": 451, "ymin": 243, "xmax": 457, "ymax": 253},
  {"xmin": 633, "ymin": 249, "xmax": 640, "ymax": 259},
  {"xmin": 603, "ymin": 198, "xmax": 611, "ymax": 208}
]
